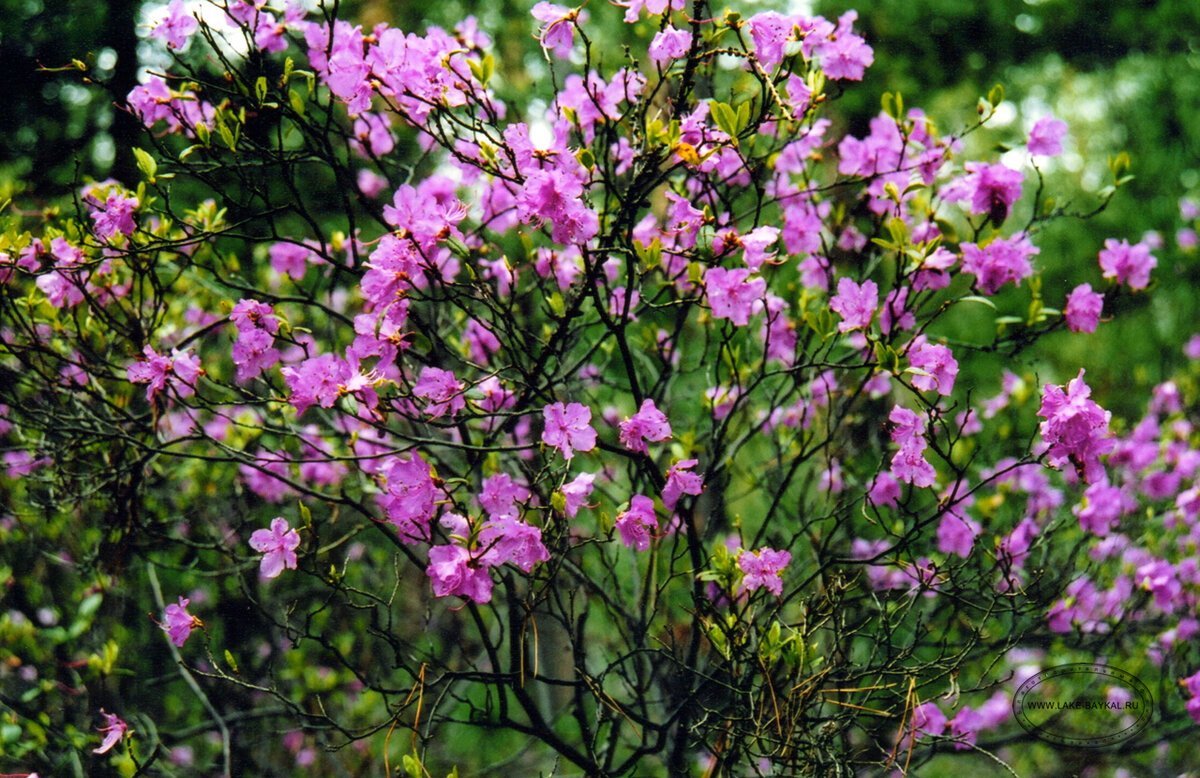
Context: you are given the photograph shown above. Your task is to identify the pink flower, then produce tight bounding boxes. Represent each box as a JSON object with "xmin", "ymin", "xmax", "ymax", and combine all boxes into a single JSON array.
[
  {"xmin": 94, "ymin": 710, "xmax": 129, "ymax": 755},
  {"xmin": 1027, "ymin": 116, "xmax": 1068, "ymax": 157},
  {"xmin": 514, "ymin": 167, "xmax": 600, "ymax": 246},
  {"xmin": 648, "ymin": 27, "xmax": 692, "ymax": 66},
  {"xmin": 963, "ymin": 162, "xmax": 1024, "ymax": 222},
  {"xmin": 479, "ymin": 516, "xmax": 550, "ymax": 572},
  {"xmin": 705, "ymin": 267, "xmax": 766, "ymax": 326},
  {"xmin": 936, "ymin": 512, "xmax": 980, "ymax": 558},
  {"xmin": 479, "ymin": 473, "xmax": 530, "ymax": 521},
  {"xmin": 815, "ymin": 12, "xmax": 874, "ymax": 81},
  {"xmin": 1182, "ymin": 669, "xmax": 1200, "ymax": 699},
  {"xmin": 1073, "ymin": 479, "xmax": 1131, "ymax": 536},
  {"xmin": 127, "ymin": 346, "xmax": 202, "ymax": 402},
  {"xmin": 281, "ymin": 354, "xmax": 350, "ymax": 414},
  {"xmin": 1187, "ymin": 696, "xmax": 1200, "ymax": 725},
  {"xmin": 427, "ymin": 544, "xmax": 493, "ymax": 603},
  {"xmin": 747, "ymin": 12, "xmax": 797, "ymax": 71},
  {"xmin": 89, "ymin": 191, "xmax": 139, "ymax": 240},
  {"xmin": 613, "ymin": 0, "xmax": 683, "ymax": 23},
  {"xmin": 378, "ymin": 454, "xmax": 440, "ymax": 542},
  {"xmin": 231, "ymin": 299, "xmax": 281, "ymax": 382},
  {"xmin": 785, "ymin": 72, "xmax": 812, "ymax": 118},
  {"xmin": 531, "ymin": 2, "xmax": 584, "ymax": 59},
  {"xmin": 560, "ymin": 471, "xmax": 596, "ymax": 517},
  {"xmin": 615, "ymin": 494, "xmax": 658, "ymax": 551},
  {"xmin": 904, "ymin": 702, "xmax": 947, "ymax": 745},
  {"xmin": 542, "ymin": 402, "xmax": 597, "ymax": 460},
  {"xmin": 249, "ymin": 517, "xmax": 301, "ymax": 578},
  {"xmin": 413, "ymin": 367, "xmax": 465, "ymax": 418},
  {"xmin": 663, "ymin": 459, "xmax": 704, "ymax": 511},
  {"xmin": 908, "ymin": 338, "xmax": 958, "ymax": 396},
  {"xmin": 270, "ymin": 242, "xmax": 313, "ymax": 279},
  {"xmin": 152, "ymin": 0, "xmax": 199, "ymax": 50},
  {"xmin": 1038, "ymin": 369, "xmax": 1113, "ymax": 484},
  {"xmin": 888, "ymin": 405, "xmax": 936, "ymax": 488},
  {"xmin": 960, "ymin": 233, "xmax": 1038, "ymax": 295},
  {"xmin": 619, "ymin": 399, "xmax": 672, "ymax": 454},
  {"xmin": 1064, "ymin": 283, "xmax": 1103, "ymax": 333},
  {"xmin": 738, "ymin": 547, "xmax": 792, "ymax": 596},
  {"xmin": 829, "ymin": 277, "xmax": 878, "ymax": 332},
  {"xmin": 868, "ymin": 472, "xmax": 900, "ymax": 508},
  {"xmin": 1098, "ymin": 238, "xmax": 1156, "ymax": 290},
  {"xmin": 161, "ymin": 597, "xmax": 201, "ymax": 647}
]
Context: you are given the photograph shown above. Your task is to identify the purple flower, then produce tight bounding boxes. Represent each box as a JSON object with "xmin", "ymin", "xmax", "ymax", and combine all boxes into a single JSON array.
[
  {"xmin": 377, "ymin": 454, "xmax": 440, "ymax": 543},
  {"xmin": 427, "ymin": 544, "xmax": 493, "ymax": 603},
  {"xmin": 963, "ymin": 162, "xmax": 1024, "ymax": 222},
  {"xmin": 1027, "ymin": 116, "xmax": 1068, "ymax": 157},
  {"xmin": 747, "ymin": 12, "xmax": 796, "ymax": 71},
  {"xmin": 89, "ymin": 191, "xmax": 139, "ymax": 240},
  {"xmin": 270, "ymin": 242, "xmax": 314, "ymax": 279},
  {"xmin": 280, "ymin": 354, "xmax": 343, "ymax": 414},
  {"xmin": 94, "ymin": 710, "xmax": 129, "ymax": 755},
  {"xmin": 663, "ymin": 459, "xmax": 704, "ymax": 511},
  {"xmin": 531, "ymin": 3, "xmax": 585, "ymax": 59},
  {"xmin": 479, "ymin": 515, "xmax": 550, "ymax": 572},
  {"xmin": 613, "ymin": 0, "xmax": 683, "ymax": 23},
  {"xmin": 905, "ymin": 702, "xmax": 947, "ymax": 745},
  {"xmin": 815, "ymin": 12, "xmax": 874, "ymax": 81},
  {"xmin": 908, "ymin": 337, "xmax": 958, "ymax": 396},
  {"xmin": 868, "ymin": 472, "xmax": 900, "ymax": 508},
  {"xmin": 514, "ymin": 167, "xmax": 600, "ymax": 246},
  {"xmin": 960, "ymin": 233, "xmax": 1038, "ymax": 295},
  {"xmin": 127, "ymin": 346, "xmax": 202, "ymax": 402},
  {"xmin": 738, "ymin": 547, "xmax": 791, "ymax": 596},
  {"xmin": 889, "ymin": 405, "xmax": 936, "ymax": 488},
  {"xmin": 615, "ymin": 494, "xmax": 658, "ymax": 551},
  {"xmin": 936, "ymin": 512, "xmax": 980, "ymax": 558},
  {"xmin": 542, "ymin": 402, "xmax": 597, "ymax": 461},
  {"xmin": 1038, "ymin": 370, "xmax": 1113, "ymax": 484},
  {"xmin": 785, "ymin": 73, "xmax": 812, "ymax": 118},
  {"xmin": 1064, "ymin": 283, "xmax": 1103, "ymax": 333},
  {"xmin": 413, "ymin": 367, "xmax": 465, "ymax": 418},
  {"xmin": 479, "ymin": 473, "xmax": 531, "ymax": 521},
  {"xmin": 619, "ymin": 399, "xmax": 672, "ymax": 454},
  {"xmin": 151, "ymin": 0, "xmax": 199, "ymax": 50},
  {"xmin": 249, "ymin": 517, "xmax": 301, "ymax": 578},
  {"xmin": 648, "ymin": 26, "xmax": 692, "ymax": 66},
  {"xmin": 1098, "ymin": 238, "xmax": 1157, "ymax": 290},
  {"xmin": 1073, "ymin": 480, "xmax": 1128, "ymax": 536},
  {"xmin": 560, "ymin": 471, "xmax": 596, "ymax": 518},
  {"xmin": 231, "ymin": 299, "xmax": 281, "ymax": 382},
  {"xmin": 161, "ymin": 597, "xmax": 201, "ymax": 647},
  {"xmin": 829, "ymin": 277, "xmax": 878, "ymax": 333},
  {"xmin": 705, "ymin": 267, "xmax": 766, "ymax": 326}
]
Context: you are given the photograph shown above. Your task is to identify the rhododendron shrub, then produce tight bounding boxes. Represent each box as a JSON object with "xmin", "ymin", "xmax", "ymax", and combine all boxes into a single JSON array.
[{"xmin": 2, "ymin": 1, "xmax": 1198, "ymax": 774}]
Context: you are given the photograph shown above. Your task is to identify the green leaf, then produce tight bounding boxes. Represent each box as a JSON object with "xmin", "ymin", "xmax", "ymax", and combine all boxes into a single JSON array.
[
  {"xmin": 78, "ymin": 593, "xmax": 103, "ymax": 621},
  {"xmin": 132, "ymin": 148, "xmax": 157, "ymax": 180},
  {"xmin": 736, "ymin": 100, "xmax": 751, "ymax": 134},
  {"xmin": 254, "ymin": 76, "xmax": 269, "ymax": 103},
  {"xmin": 288, "ymin": 88, "xmax": 305, "ymax": 116},
  {"xmin": 987, "ymin": 83, "xmax": 1005, "ymax": 108},
  {"xmin": 957, "ymin": 295, "xmax": 997, "ymax": 309},
  {"xmin": 710, "ymin": 101, "xmax": 739, "ymax": 143}
]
